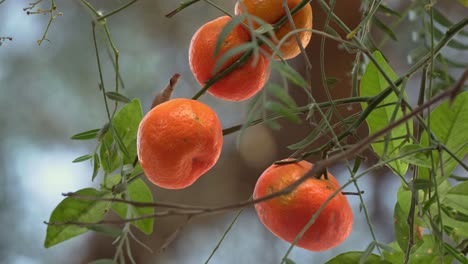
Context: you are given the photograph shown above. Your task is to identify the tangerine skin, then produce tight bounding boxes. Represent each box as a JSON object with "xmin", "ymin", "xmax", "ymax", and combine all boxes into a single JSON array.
[
  {"xmin": 137, "ymin": 98, "xmax": 223, "ymax": 189},
  {"xmin": 235, "ymin": 0, "xmax": 313, "ymax": 60},
  {"xmin": 189, "ymin": 16, "xmax": 270, "ymax": 101},
  {"xmin": 253, "ymin": 160, "xmax": 353, "ymax": 251}
]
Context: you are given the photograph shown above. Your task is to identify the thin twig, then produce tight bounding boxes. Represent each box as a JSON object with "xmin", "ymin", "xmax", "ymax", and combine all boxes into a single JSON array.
[{"xmin": 46, "ymin": 84, "xmax": 459, "ymax": 228}]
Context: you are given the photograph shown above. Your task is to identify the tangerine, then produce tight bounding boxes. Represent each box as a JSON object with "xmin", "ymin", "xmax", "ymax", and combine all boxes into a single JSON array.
[
  {"xmin": 189, "ymin": 16, "xmax": 270, "ymax": 101},
  {"xmin": 235, "ymin": 0, "xmax": 313, "ymax": 60},
  {"xmin": 253, "ymin": 160, "xmax": 353, "ymax": 251},
  {"xmin": 137, "ymin": 98, "xmax": 223, "ymax": 189}
]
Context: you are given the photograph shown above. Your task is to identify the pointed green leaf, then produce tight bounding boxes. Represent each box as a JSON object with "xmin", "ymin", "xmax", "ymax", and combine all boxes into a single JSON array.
[
  {"xmin": 360, "ymin": 51, "xmax": 411, "ymax": 175},
  {"xmin": 214, "ymin": 15, "xmax": 245, "ymax": 56},
  {"xmin": 267, "ymin": 83, "xmax": 298, "ymax": 109},
  {"xmin": 287, "ymin": 129, "xmax": 321, "ymax": 150},
  {"xmin": 440, "ymin": 181, "xmax": 468, "ymax": 237},
  {"xmin": 100, "ymin": 99, "xmax": 143, "ymax": 173},
  {"xmin": 398, "ymin": 144, "xmax": 434, "ymax": 168},
  {"xmin": 105, "ymin": 92, "xmax": 131, "ymax": 103},
  {"xmin": 72, "ymin": 154, "xmax": 93, "ymax": 163},
  {"xmin": 213, "ymin": 42, "xmax": 254, "ymax": 74},
  {"xmin": 44, "ymin": 188, "xmax": 110, "ymax": 248},
  {"xmin": 71, "ymin": 129, "xmax": 100, "ymax": 140},
  {"xmin": 325, "ymin": 252, "xmax": 389, "ymax": 264},
  {"xmin": 372, "ymin": 17, "xmax": 397, "ymax": 41},
  {"xmin": 271, "ymin": 62, "xmax": 307, "ymax": 88},
  {"xmin": 326, "ymin": 77, "xmax": 340, "ymax": 88},
  {"xmin": 92, "ymin": 153, "xmax": 100, "ymax": 181},
  {"xmin": 432, "ymin": 9, "xmax": 468, "ymax": 37},
  {"xmin": 378, "ymin": 4, "xmax": 401, "ymax": 17},
  {"xmin": 420, "ymin": 92, "xmax": 468, "ymax": 182},
  {"xmin": 111, "ymin": 177, "xmax": 154, "ymax": 235},
  {"xmin": 265, "ymin": 101, "xmax": 301, "ymax": 124},
  {"xmin": 112, "ymin": 127, "xmax": 130, "ymax": 158},
  {"xmin": 383, "ymin": 236, "xmax": 454, "ymax": 264},
  {"xmin": 283, "ymin": 258, "xmax": 296, "ymax": 264},
  {"xmin": 393, "ymin": 202, "xmax": 423, "ymax": 252},
  {"xmin": 443, "ymin": 242, "xmax": 468, "ymax": 264},
  {"xmin": 88, "ymin": 225, "xmax": 122, "ymax": 238},
  {"xmin": 360, "ymin": 242, "xmax": 376, "ymax": 264},
  {"xmin": 433, "ymin": 26, "xmax": 468, "ymax": 50}
]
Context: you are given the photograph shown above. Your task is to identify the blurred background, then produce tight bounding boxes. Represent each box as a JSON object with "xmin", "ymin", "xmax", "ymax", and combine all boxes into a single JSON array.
[{"xmin": 0, "ymin": 0, "xmax": 466, "ymax": 263}]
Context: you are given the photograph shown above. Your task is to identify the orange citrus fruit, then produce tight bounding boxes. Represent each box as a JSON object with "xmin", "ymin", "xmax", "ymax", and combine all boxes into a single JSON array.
[
  {"xmin": 253, "ymin": 160, "xmax": 353, "ymax": 251},
  {"xmin": 189, "ymin": 16, "xmax": 270, "ymax": 101},
  {"xmin": 137, "ymin": 98, "xmax": 223, "ymax": 189},
  {"xmin": 235, "ymin": 0, "xmax": 313, "ymax": 60}
]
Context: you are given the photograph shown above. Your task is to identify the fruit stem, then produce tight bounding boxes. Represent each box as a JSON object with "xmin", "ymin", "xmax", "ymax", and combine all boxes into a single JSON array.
[
  {"xmin": 320, "ymin": 151, "xmax": 329, "ymax": 180},
  {"xmin": 151, "ymin": 73, "xmax": 180, "ymax": 109}
]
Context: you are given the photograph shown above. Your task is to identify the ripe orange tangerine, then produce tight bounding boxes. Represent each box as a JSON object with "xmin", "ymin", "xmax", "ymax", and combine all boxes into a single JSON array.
[
  {"xmin": 189, "ymin": 16, "xmax": 270, "ymax": 101},
  {"xmin": 253, "ymin": 160, "xmax": 353, "ymax": 251},
  {"xmin": 137, "ymin": 98, "xmax": 223, "ymax": 189},
  {"xmin": 235, "ymin": 0, "xmax": 313, "ymax": 60}
]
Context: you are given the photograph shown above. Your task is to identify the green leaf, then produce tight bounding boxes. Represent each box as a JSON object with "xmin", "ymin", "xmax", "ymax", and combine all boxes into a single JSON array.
[
  {"xmin": 88, "ymin": 225, "xmax": 122, "ymax": 238},
  {"xmin": 372, "ymin": 17, "xmax": 397, "ymax": 41},
  {"xmin": 44, "ymin": 188, "xmax": 110, "ymax": 248},
  {"xmin": 214, "ymin": 14, "xmax": 245, "ymax": 56},
  {"xmin": 271, "ymin": 62, "xmax": 308, "ymax": 88},
  {"xmin": 360, "ymin": 242, "xmax": 376, "ymax": 264},
  {"xmin": 377, "ymin": 4, "xmax": 401, "ymax": 17},
  {"xmin": 420, "ymin": 92, "xmax": 468, "ymax": 182},
  {"xmin": 267, "ymin": 83, "xmax": 298, "ymax": 109},
  {"xmin": 265, "ymin": 118, "xmax": 281, "ymax": 130},
  {"xmin": 105, "ymin": 92, "xmax": 131, "ymax": 103},
  {"xmin": 72, "ymin": 154, "xmax": 93, "ymax": 163},
  {"xmin": 441, "ymin": 204, "xmax": 468, "ymax": 222},
  {"xmin": 432, "ymin": 9, "xmax": 468, "ymax": 36},
  {"xmin": 100, "ymin": 99, "xmax": 143, "ymax": 173},
  {"xmin": 393, "ymin": 202, "xmax": 423, "ymax": 252},
  {"xmin": 433, "ymin": 26, "xmax": 468, "ymax": 50},
  {"xmin": 112, "ymin": 127, "xmax": 130, "ymax": 158},
  {"xmin": 443, "ymin": 242, "xmax": 468, "ymax": 264},
  {"xmin": 265, "ymin": 101, "xmax": 301, "ymax": 124},
  {"xmin": 360, "ymin": 51, "xmax": 411, "ymax": 175},
  {"xmin": 92, "ymin": 153, "xmax": 100, "ymax": 181},
  {"xmin": 383, "ymin": 236, "xmax": 453, "ymax": 264},
  {"xmin": 436, "ymin": 55, "xmax": 468, "ymax": 68},
  {"xmin": 283, "ymin": 258, "xmax": 296, "ymax": 264},
  {"xmin": 325, "ymin": 252, "xmax": 389, "ymax": 264},
  {"xmin": 111, "ymin": 177, "xmax": 154, "ymax": 235},
  {"xmin": 287, "ymin": 129, "xmax": 320, "ymax": 150},
  {"xmin": 326, "ymin": 77, "xmax": 340, "ymax": 88},
  {"xmin": 440, "ymin": 181, "xmax": 468, "ymax": 237},
  {"xmin": 411, "ymin": 179, "xmax": 432, "ymax": 191},
  {"xmin": 71, "ymin": 129, "xmax": 100, "ymax": 140},
  {"xmin": 97, "ymin": 123, "xmax": 110, "ymax": 141},
  {"xmin": 399, "ymin": 144, "xmax": 433, "ymax": 168},
  {"xmin": 213, "ymin": 42, "xmax": 254, "ymax": 74}
]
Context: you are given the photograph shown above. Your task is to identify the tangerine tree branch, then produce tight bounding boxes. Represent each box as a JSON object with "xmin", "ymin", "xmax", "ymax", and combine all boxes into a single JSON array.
[
  {"xmin": 166, "ymin": 0, "xmax": 201, "ymax": 18},
  {"xmin": 97, "ymin": 0, "xmax": 137, "ymax": 21},
  {"xmin": 191, "ymin": 50, "xmax": 253, "ymax": 100},
  {"xmin": 222, "ymin": 96, "xmax": 371, "ymax": 136},
  {"xmin": 45, "ymin": 145, "xmax": 436, "ymax": 227},
  {"xmin": 46, "ymin": 84, "xmax": 458, "ymax": 227}
]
